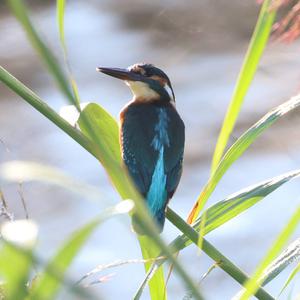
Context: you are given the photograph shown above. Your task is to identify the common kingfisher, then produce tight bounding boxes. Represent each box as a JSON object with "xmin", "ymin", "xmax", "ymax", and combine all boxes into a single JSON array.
[{"xmin": 97, "ymin": 63, "xmax": 185, "ymax": 233}]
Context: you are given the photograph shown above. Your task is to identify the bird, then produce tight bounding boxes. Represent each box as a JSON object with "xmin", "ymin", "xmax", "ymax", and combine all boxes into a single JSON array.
[{"xmin": 97, "ymin": 63, "xmax": 185, "ymax": 234}]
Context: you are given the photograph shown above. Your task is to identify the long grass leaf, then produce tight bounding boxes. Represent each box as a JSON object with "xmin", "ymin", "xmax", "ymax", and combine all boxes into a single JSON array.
[
  {"xmin": 188, "ymin": 93, "xmax": 300, "ymax": 223},
  {"xmin": 136, "ymin": 169, "xmax": 300, "ymax": 299},
  {"xmin": 262, "ymin": 238, "xmax": 300, "ymax": 286},
  {"xmin": 211, "ymin": 0, "xmax": 276, "ymax": 172},
  {"xmin": 56, "ymin": 0, "xmax": 81, "ymax": 108},
  {"xmin": 138, "ymin": 236, "xmax": 166, "ymax": 300},
  {"xmin": 56, "ymin": 0, "xmax": 66, "ymax": 52},
  {"xmin": 239, "ymin": 207, "xmax": 300, "ymax": 299},
  {"xmin": 29, "ymin": 201, "xmax": 134, "ymax": 300},
  {"xmin": 6, "ymin": 0, "xmax": 75, "ymax": 105},
  {"xmin": 278, "ymin": 263, "xmax": 300, "ymax": 297},
  {"xmin": 194, "ymin": 170, "xmax": 300, "ymax": 237}
]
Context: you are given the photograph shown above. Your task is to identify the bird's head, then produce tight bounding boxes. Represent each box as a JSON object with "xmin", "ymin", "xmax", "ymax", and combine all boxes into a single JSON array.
[{"xmin": 97, "ymin": 63, "xmax": 175, "ymax": 104}]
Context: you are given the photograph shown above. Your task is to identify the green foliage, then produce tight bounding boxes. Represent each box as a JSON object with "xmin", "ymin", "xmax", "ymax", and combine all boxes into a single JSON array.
[
  {"xmin": 6, "ymin": 0, "xmax": 75, "ymax": 106},
  {"xmin": 1, "ymin": 0, "xmax": 300, "ymax": 299},
  {"xmin": 29, "ymin": 203, "xmax": 133, "ymax": 300},
  {"xmin": 278, "ymin": 263, "xmax": 300, "ymax": 297},
  {"xmin": 136, "ymin": 169, "xmax": 300, "ymax": 298},
  {"xmin": 211, "ymin": 0, "xmax": 276, "ymax": 172},
  {"xmin": 78, "ymin": 103, "xmax": 122, "ymax": 164},
  {"xmin": 239, "ymin": 207, "xmax": 300, "ymax": 299},
  {"xmin": 0, "ymin": 244, "xmax": 32, "ymax": 300},
  {"xmin": 189, "ymin": 94, "xmax": 300, "ymax": 223}
]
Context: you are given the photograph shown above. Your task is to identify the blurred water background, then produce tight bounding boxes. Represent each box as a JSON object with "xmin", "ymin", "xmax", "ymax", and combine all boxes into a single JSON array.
[{"xmin": 1, "ymin": 1, "xmax": 300, "ymax": 299}]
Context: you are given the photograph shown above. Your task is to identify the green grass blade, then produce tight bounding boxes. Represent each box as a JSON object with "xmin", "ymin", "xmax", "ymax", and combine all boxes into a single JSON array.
[
  {"xmin": 239, "ymin": 207, "xmax": 300, "ymax": 299},
  {"xmin": 29, "ymin": 201, "xmax": 134, "ymax": 300},
  {"xmin": 262, "ymin": 238, "xmax": 300, "ymax": 287},
  {"xmin": 56, "ymin": 0, "xmax": 81, "ymax": 108},
  {"xmin": 188, "ymin": 93, "xmax": 300, "ymax": 223},
  {"xmin": 195, "ymin": 169, "xmax": 300, "ymax": 236},
  {"xmin": 136, "ymin": 169, "xmax": 300, "ymax": 299},
  {"xmin": 6, "ymin": 0, "xmax": 75, "ymax": 105},
  {"xmin": 278, "ymin": 262, "xmax": 300, "ymax": 297},
  {"xmin": 211, "ymin": 0, "xmax": 276, "ymax": 173},
  {"xmin": 56, "ymin": 0, "xmax": 66, "ymax": 52},
  {"xmin": 138, "ymin": 236, "xmax": 167, "ymax": 300},
  {"xmin": 137, "ymin": 209, "xmax": 274, "ymax": 300}
]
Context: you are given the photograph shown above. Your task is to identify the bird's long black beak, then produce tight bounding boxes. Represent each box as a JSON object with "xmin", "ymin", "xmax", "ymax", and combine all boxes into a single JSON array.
[{"xmin": 96, "ymin": 67, "xmax": 143, "ymax": 81}]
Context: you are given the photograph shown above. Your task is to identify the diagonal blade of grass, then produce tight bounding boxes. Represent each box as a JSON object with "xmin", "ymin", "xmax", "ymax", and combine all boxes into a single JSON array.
[
  {"xmin": 239, "ymin": 207, "xmax": 300, "ymax": 299},
  {"xmin": 261, "ymin": 237, "xmax": 300, "ymax": 287},
  {"xmin": 278, "ymin": 262, "xmax": 300, "ymax": 297},
  {"xmin": 29, "ymin": 201, "xmax": 134, "ymax": 300},
  {"xmin": 56, "ymin": 0, "xmax": 81, "ymax": 108},
  {"xmin": 135, "ymin": 168, "xmax": 300, "ymax": 299},
  {"xmin": 188, "ymin": 93, "xmax": 300, "ymax": 223},
  {"xmin": 192, "ymin": 169, "xmax": 300, "ymax": 237},
  {"xmin": 135, "ymin": 208, "xmax": 274, "ymax": 300},
  {"xmin": 1, "ymin": 240, "xmax": 97, "ymax": 300},
  {"xmin": 211, "ymin": 0, "xmax": 276, "ymax": 172},
  {"xmin": 6, "ymin": 0, "xmax": 75, "ymax": 106},
  {"xmin": 56, "ymin": 0, "xmax": 66, "ymax": 52}
]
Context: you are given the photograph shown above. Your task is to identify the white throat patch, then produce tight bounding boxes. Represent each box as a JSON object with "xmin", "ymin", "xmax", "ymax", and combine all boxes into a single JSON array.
[{"xmin": 126, "ymin": 81, "xmax": 160, "ymax": 101}]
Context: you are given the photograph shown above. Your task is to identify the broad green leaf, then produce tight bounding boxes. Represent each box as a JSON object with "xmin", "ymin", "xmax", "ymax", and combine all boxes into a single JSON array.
[
  {"xmin": 239, "ymin": 207, "xmax": 300, "ymax": 299},
  {"xmin": 29, "ymin": 201, "xmax": 134, "ymax": 300},
  {"xmin": 211, "ymin": 0, "xmax": 276, "ymax": 172},
  {"xmin": 78, "ymin": 103, "xmax": 122, "ymax": 164},
  {"xmin": 278, "ymin": 263, "xmax": 300, "ymax": 297},
  {"xmin": 6, "ymin": 0, "xmax": 75, "ymax": 106},
  {"xmin": 188, "ymin": 93, "xmax": 300, "ymax": 223}
]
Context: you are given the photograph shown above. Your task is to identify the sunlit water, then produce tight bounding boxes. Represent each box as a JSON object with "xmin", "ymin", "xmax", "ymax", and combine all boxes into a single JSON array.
[{"xmin": 1, "ymin": 1, "xmax": 300, "ymax": 299}]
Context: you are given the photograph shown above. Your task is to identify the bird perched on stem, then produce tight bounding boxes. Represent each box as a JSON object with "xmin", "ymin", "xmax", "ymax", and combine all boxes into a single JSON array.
[{"xmin": 97, "ymin": 63, "xmax": 185, "ymax": 234}]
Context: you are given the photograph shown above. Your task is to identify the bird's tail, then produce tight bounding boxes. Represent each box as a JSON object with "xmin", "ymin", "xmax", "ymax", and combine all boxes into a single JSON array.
[{"xmin": 131, "ymin": 206, "xmax": 166, "ymax": 235}]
